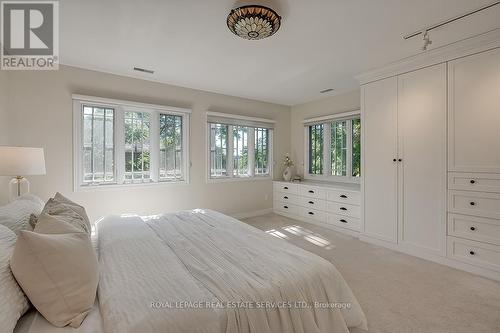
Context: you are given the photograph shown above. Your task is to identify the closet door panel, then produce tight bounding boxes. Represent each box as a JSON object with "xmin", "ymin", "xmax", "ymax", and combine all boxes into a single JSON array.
[
  {"xmin": 448, "ymin": 48, "xmax": 500, "ymax": 172},
  {"xmin": 398, "ymin": 64, "xmax": 447, "ymax": 254},
  {"xmin": 362, "ymin": 77, "xmax": 398, "ymax": 242}
]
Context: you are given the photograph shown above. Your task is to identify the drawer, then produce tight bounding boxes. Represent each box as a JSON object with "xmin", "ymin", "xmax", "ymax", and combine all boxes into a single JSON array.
[
  {"xmin": 327, "ymin": 214, "xmax": 360, "ymax": 231},
  {"xmin": 448, "ymin": 172, "xmax": 500, "ymax": 193},
  {"xmin": 275, "ymin": 193, "xmax": 299, "ymax": 205},
  {"xmin": 273, "ymin": 182, "xmax": 298, "ymax": 195},
  {"xmin": 274, "ymin": 201, "xmax": 298, "ymax": 215},
  {"xmin": 326, "ymin": 189, "xmax": 361, "ymax": 205},
  {"xmin": 447, "ymin": 236, "xmax": 500, "ymax": 272},
  {"xmin": 298, "ymin": 185, "xmax": 327, "ymax": 199},
  {"xmin": 297, "ymin": 197, "xmax": 327, "ymax": 211},
  {"xmin": 297, "ymin": 207, "xmax": 327, "ymax": 223},
  {"xmin": 326, "ymin": 201, "xmax": 361, "ymax": 218},
  {"xmin": 448, "ymin": 190, "xmax": 500, "ymax": 219},
  {"xmin": 448, "ymin": 214, "xmax": 500, "ymax": 246}
]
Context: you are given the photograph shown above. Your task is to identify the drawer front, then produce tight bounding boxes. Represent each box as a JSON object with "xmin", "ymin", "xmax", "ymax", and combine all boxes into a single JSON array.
[
  {"xmin": 326, "ymin": 201, "xmax": 361, "ymax": 218},
  {"xmin": 448, "ymin": 214, "xmax": 500, "ymax": 246},
  {"xmin": 326, "ymin": 189, "xmax": 361, "ymax": 205},
  {"xmin": 274, "ymin": 202, "xmax": 298, "ymax": 215},
  {"xmin": 273, "ymin": 182, "xmax": 298, "ymax": 195},
  {"xmin": 447, "ymin": 236, "xmax": 500, "ymax": 272},
  {"xmin": 297, "ymin": 207, "xmax": 327, "ymax": 223},
  {"xmin": 297, "ymin": 197, "xmax": 327, "ymax": 211},
  {"xmin": 327, "ymin": 214, "xmax": 360, "ymax": 231},
  {"xmin": 298, "ymin": 185, "xmax": 327, "ymax": 199},
  {"xmin": 448, "ymin": 172, "xmax": 500, "ymax": 193},
  {"xmin": 275, "ymin": 193, "xmax": 299, "ymax": 205},
  {"xmin": 449, "ymin": 191, "xmax": 500, "ymax": 219}
]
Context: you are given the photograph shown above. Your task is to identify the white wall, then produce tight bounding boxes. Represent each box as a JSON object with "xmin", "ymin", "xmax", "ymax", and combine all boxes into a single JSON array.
[
  {"xmin": 0, "ymin": 70, "xmax": 10, "ymax": 204},
  {"xmin": 5, "ymin": 65, "xmax": 290, "ymax": 220},
  {"xmin": 289, "ymin": 90, "xmax": 360, "ymax": 177}
]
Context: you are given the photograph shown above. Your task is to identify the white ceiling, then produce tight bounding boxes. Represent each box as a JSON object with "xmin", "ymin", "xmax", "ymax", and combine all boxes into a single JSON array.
[{"xmin": 60, "ymin": 0, "xmax": 500, "ymax": 106}]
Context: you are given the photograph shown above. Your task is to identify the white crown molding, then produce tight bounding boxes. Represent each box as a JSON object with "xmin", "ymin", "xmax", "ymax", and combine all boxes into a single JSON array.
[{"xmin": 355, "ymin": 28, "xmax": 500, "ymax": 85}]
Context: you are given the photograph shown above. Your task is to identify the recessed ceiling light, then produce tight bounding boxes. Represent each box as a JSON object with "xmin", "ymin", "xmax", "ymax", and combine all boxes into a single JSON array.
[
  {"xmin": 133, "ymin": 67, "xmax": 154, "ymax": 74},
  {"xmin": 320, "ymin": 88, "xmax": 334, "ymax": 94}
]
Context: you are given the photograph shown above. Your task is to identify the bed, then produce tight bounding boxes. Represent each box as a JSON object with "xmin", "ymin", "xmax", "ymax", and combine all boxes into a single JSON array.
[{"xmin": 15, "ymin": 209, "xmax": 366, "ymax": 333}]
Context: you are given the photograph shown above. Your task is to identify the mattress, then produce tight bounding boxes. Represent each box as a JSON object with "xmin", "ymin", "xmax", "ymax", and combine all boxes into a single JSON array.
[{"xmin": 97, "ymin": 209, "xmax": 367, "ymax": 333}]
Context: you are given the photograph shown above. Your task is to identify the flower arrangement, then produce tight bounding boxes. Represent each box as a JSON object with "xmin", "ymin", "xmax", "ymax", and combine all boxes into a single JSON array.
[{"xmin": 283, "ymin": 154, "xmax": 294, "ymax": 167}]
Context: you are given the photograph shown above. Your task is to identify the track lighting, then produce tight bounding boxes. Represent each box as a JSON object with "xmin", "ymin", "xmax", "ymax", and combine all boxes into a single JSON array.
[{"xmin": 421, "ymin": 30, "xmax": 432, "ymax": 51}]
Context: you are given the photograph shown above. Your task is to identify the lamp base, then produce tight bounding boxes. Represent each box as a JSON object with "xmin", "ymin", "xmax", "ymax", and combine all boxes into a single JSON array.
[{"xmin": 9, "ymin": 177, "xmax": 30, "ymax": 202}]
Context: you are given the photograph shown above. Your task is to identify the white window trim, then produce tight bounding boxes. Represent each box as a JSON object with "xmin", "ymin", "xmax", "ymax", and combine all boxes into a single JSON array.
[
  {"xmin": 304, "ymin": 110, "xmax": 360, "ymax": 184},
  {"xmin": 205, "ymin": 113, "xmax": 274, "ymax": 183},
  {"xmin": 73, "ymin": 95, "xmax": 191, "ymax": 192}
]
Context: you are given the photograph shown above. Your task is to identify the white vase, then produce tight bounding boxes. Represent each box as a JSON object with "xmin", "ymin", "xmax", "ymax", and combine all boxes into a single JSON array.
[{"xmin": 283, "ymin": 166, "xmax": 292, "ymax": 182}]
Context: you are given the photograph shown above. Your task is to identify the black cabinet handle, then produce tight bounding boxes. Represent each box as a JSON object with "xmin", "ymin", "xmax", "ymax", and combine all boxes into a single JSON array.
[
  {"xmin": 308, "ymin": 190, "xmax": 314, "ymax": 193},
  {"xmin": 398, "ymin": 158, "xmax": 402, "ymax": 162},
  {"xmin": 470, "ymin": 180, "xmax": 476, "ymax": 184},
  {"xmin": 470, "ymin": 226, "xmax": 476, "ymax": 231},
  {"xmin": 308, "ymin": 212, "xmax": 314, "ymax": 215},
  {"xmin": 284, "ymin": 196, "xmax": 289, "ymax": 199},
  {"xmin": 284, "ymin": 186, "xmax": 288, "ymax": 190},
  {"xmin": 308, "ymin": 201, "xmax": 314, "ymax": 204},
  {"xmin": 470, "ymin": 202, "xmax": 476, "ymax": 206},
  {"xmin": 284, "ymin": 206, "xmax": 288, "ymax": 209},
  {"xmin": 393, "ymin": 159, "xmax": 397, "ymax": 162},
  {"xmin": 469, "ymin": 250, "xmax": 475, "ymax": 256},
  {"xmin": 340, "ymin": 207, "xmax": 347, "ymax": 211},
  {"xmin": 340, "ymin": 219, "xmax": 347, "ymax": 223},
  {"xmin": 340, "ymin": 194, "xmax": 347, "ymax": 198}
]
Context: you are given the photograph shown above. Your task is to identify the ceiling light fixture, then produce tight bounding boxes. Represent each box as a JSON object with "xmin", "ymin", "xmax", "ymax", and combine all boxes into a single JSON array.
[{"xmin": 227, "ymin": 5, "xmax": 281, "ymax": 40}]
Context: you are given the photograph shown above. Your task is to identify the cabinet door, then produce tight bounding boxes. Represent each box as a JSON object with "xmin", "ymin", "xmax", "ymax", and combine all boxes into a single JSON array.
[
  {"xmin": 398, "ymin": 64, "xmax": 446, "ymax": 255},
  {"xmin": 362, "ymin": 77, "xmax": 398, "ymax": 242},
  {"xmin": 448, "ymin": 48, "xmax": 500, "ymax": 172}
]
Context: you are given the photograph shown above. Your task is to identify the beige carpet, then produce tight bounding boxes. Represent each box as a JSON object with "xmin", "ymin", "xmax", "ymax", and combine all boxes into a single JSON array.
[{"xmin": 242, "ymin": 213, "xmax": 500, "ymax": 333}]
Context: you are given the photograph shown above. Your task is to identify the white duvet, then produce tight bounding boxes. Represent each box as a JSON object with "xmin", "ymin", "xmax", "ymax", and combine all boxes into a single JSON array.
[{"xmin": 97, "ymin": 209, "xmax": 367, "ymax": 333}]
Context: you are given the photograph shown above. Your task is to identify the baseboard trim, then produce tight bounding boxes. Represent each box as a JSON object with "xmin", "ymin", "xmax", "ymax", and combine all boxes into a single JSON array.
[
  {"xmin": 232, "ymin": 208, "xmax": 273, "ymax": 220},
  {"xmin": 359, "ymin": 235, "xmax": 500, "ymax": 282}
]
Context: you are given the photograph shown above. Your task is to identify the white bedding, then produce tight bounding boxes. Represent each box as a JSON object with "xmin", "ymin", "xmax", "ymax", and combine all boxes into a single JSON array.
[{"xmin": 97, "ymin": 209, "xmax": 367, "ymax": 333}]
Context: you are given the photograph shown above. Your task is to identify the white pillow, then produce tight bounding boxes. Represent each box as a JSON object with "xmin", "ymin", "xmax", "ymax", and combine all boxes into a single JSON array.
[
  {"xmin": 0, "ymin": 224, "xmax": 30, "ymax": 333},
  {"xmin": 0, "ymin": 195, "xmax": 44, "ymax": 234}
]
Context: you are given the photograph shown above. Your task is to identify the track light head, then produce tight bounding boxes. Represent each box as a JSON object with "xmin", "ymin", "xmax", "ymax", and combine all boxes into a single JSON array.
[{"xmin": 422, "ymin": 30, "xmax": 432, "ymax": 51}]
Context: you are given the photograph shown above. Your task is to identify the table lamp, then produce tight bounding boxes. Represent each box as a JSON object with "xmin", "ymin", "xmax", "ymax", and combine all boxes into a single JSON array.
[{"xmin": 0, "ymin": 146, "xmax": 46, "ymax": 201}]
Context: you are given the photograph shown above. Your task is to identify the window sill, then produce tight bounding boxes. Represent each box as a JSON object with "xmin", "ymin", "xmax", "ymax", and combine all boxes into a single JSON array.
[
  {"xmin": 207, "ymin": 176, "xmax": 272, "ymax": 184},
  {"xmin": 75, "ymin": 179, "xmax": 189, "ymax": 192},
  {"xmin": 303, "ymin": 174, "xmax": 361, "ymax": 185}
]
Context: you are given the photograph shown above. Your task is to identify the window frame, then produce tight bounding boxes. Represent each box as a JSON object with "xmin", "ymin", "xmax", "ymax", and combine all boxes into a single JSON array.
[
  {"xmin": 206, "ymin": 113, "xmax": 274, "ymax": 183},
  {"xmin": 304, "ymin": 110, "xmax": 361, "ymax": 184},
  {"xmin": 73, "ymin": 95, "xmax": 191, "ymax": 191}
]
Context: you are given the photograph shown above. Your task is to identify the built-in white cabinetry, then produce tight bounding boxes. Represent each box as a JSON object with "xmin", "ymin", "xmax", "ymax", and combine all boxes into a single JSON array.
[
  {"xmin": 446, "ymin": 47, "xmax": 500, "ymax": 274},
  {"xmin": 448, "ymin": 48, "xmax": 500, "ymax": 173},
  {"xmin": 273, "ymin": 181, "xmax": 361, "ymax": 233},
  {"xmin": 362, "ymin": 76, "xmax": 399, "ymax": 243},
  {"xmin": 362, "ymin": 63, "xmax": 446, "ymax": 255}
]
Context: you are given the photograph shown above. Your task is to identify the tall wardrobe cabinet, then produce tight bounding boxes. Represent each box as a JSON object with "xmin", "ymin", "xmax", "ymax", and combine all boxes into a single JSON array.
[{"xmin": 362, "ymin": 63, "xmax": 447, "ymax": 255}]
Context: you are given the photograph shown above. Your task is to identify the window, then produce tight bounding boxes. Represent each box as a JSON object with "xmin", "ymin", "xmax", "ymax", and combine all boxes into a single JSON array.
[
  {"xmin": 305, "ymin": 113, "xmax": 361, "ymax": 183},
  {"xmin": 82, "ymin": 106, "xmax": 115, "ymax": 184},
  {"xmin": 207, "ymin": 112, "xmax": 273, "ymax": 181},
  {"xmin": 73, "ymin": 95, "xmax": 190, "ymax": 190}
]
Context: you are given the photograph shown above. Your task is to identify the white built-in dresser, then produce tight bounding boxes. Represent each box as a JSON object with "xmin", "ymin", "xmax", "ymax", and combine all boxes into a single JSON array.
[{"xmin": 273, "ymin": 181, "xmax": 361, "ymax": 234}]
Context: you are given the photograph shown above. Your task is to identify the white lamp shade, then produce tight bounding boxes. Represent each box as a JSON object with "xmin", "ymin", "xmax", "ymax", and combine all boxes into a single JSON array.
[{"xmin": 0, "ymin": 146, "xmax": 46, "ymax": 176}]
